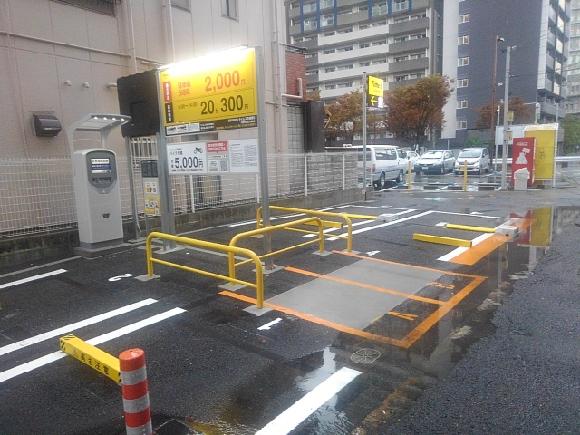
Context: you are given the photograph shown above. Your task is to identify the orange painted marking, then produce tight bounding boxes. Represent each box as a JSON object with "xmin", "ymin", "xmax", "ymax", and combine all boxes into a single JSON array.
[
  {"xmin": 334, "ymin": 250, "xmax": 481, "ymax": 278},
  {"xmin": 219, "ymin": 290, "xmax": 405, "ymax": 347},
  {"xmin": 285, "ymin": 266, "xmax": 445, "ymax": 306},
  {"xmin": 399, "ymin": 275, "xmax": 487, "ymax": 348},
  {"xmin": 449, "ymin": 234, "xmax": 507, "ymax": 266}
]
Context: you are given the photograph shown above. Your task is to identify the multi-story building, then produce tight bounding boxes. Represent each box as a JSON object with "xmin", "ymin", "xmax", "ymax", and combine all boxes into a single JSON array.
[
  {"xmin": 565, "ymin": 0, "xmax": 580, "ymax": 114},
  {"xmin": 286, "ymin": 0, "xmax": 443, "ymax": 101},
  {"xmin": 442, "ymin": 0, "xmax": 571, "ymax": 145}
]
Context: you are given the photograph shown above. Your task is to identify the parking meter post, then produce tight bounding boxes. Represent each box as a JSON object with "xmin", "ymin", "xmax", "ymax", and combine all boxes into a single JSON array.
[
  {"xmin": 463, "ymin": 160, "xmax": 468, "ymax": 191},
  {"xmin": 255, "ymin": 46, "xmax": 273, "ymax": 269}
]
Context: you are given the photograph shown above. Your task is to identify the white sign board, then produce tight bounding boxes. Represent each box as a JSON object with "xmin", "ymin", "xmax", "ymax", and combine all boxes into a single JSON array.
[
  {"xmin": 168, "ymin": 141, "xmax": 207, "ymax": 174},
  {"xmin": 167, "ymin": 139, "xmax": 258, "ymax": 175}
]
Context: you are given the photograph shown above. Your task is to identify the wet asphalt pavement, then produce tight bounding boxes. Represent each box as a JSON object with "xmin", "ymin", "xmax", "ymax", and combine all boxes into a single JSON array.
[
  {"xmin": 0, "ymin": 185, "xmax": 579, "ymax": 434},
  {"xmin": 384, "ymin": 217, "xmax": 580, "ymax": 435}
]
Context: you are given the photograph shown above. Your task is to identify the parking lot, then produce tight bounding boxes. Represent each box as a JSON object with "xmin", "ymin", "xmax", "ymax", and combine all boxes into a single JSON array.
[{"xmin": 0, "ymin": 189, "xmax": 577, "ymax": 434}]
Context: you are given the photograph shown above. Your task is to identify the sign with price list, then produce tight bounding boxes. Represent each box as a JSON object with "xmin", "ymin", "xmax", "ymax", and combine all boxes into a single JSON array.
[{"xmin": 158, "ymin": 47, "xmax": 257, "ymax": 135}]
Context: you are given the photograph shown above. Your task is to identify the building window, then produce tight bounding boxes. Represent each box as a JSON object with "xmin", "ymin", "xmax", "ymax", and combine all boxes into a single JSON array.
[
  {"xmin": 324, "ymin": 31, "xmax": 336, "ymax": 36},
  {"xmin": 394, "ymin": 35, "xmax": 408, "ymax": 43},
  {"xmin": 457, "ymin": 120, "xmax": 468, "ymax": 129},
  {"xmin": 458, "ymin": 56, "xmax": 470, "ymax": 66},
  {"xmin": 359, "ymin": 24, "xmax": 370, "ymax": 30},
  {"xmin": 324, "ymin": 84, "xmax": 336, "ymax": 90},
  {"xmin": 394, "ymin": 16, "xmax": 410, "ymax": 23},
  {"xmin": 321, "ymin": 14, "xmax": 335, "ymax": 27},
  {"xmin": 373, "ymin": 58, "xmax": 387, "ymax": 64},
  {"xmin": 395, "ymin": 74, "xmax": 409, "ymax": 82},
  {"xmin": 372, "ymin": 40, "xmax": 387, "ymax": 46},
  {"xmin": 458, "ymin": 35, "xmax": 470, "ymax": 45},
  {"xmin": 459, "ymin": 14, "xmax": 470, "ymax": 23},
  {"xmin": 360, "ymin": 43, "xmax": 370, "ymax": 48},
  {"xmin": 457, "ymin": 78, "xmax": 469, "ymax": 88},
  {"xmin": 394, "ymin": 55, "xmax": 409, "ymax": 63},
  {"xmin": 338, "ymin": 81, "xmax": 353, "ymax": 88},
  {"xmin": 458, "ymin": 100, "xmax": 469, "ymax": 109},
  {"xmin": 323, "ymin": 48, "xmax": 335, "ymax": 54},
  {"xmin": 303, "ymin": 1, "xmax": 316, "ymax": 13},
  {"xmin": 57, "ymin": 0, "xmax": 117, "ymax": 15},
  {"xmin": 320, "ymin": 0, "xmax": 333, "ymax": 9},
  {"xmin": 304, "ymin": 18, "xmax": 318, "ymax": 31},
  {"xmin": 337, "ymin": 46, "xmax": 354, "ymax": 52},
  {"xmin": 338, "ymin": 27, "xmax": 354, "ymax": 34},
  {"xmin": 325, "ymin": 67, "xmax": 336, "ymax": 73},
  {"xmin": 337, "ymin": 64, "xmax": 354, "ymax": 71},
  {"xmin": 221, "ymin": 0, "xmax": 238, "ymax": 19},
  {"xmin": 393, "ymin": 0, "xmax": 408, "ymax": 13},
  {"xmin": 360, "ymin": 61, "xmax": 371, "ymax": 66}
]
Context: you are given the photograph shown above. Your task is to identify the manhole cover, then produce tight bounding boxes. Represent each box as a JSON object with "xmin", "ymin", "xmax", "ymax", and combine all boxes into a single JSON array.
[{"xmin": 350, "ymin": 348, "xmax": 381, "ymax": 364}]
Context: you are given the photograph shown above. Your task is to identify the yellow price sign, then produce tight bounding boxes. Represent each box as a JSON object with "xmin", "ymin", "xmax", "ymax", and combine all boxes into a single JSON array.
[
  {"xmin": 367, "ymin": 75, "xmax": 383, "ymax": 97},
  {"xmin": 158, "ymin": 47, "xmax": 257, "ymax": 136}
]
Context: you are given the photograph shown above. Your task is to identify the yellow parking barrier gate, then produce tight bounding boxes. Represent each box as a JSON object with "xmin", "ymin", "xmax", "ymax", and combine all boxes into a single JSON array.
[
  {"xmin": 228, "ymin": 217, "xmax": 325, "ymax": 281},
  {"xmin": 60, "ymin": 334, "xmax": 121, "ymax": 383},
  {"xmin": 146, "ymin": 232, "xmax": 265, "ymax": 308},
  {"xmin": 256, "ymin": 206, "xmax": 378, "ymax": 252},
  {"xmin": 445, "ymin": 223, "xmax": 496, "ymax": 233},
  {"xmin": 413, "ymin": 233, "xmax": 472, "ymax": 247}
]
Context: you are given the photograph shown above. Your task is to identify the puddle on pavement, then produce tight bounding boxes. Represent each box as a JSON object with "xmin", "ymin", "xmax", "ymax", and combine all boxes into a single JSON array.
[{"xmin": 156, "ymin": 207, "xmax": 580, "ymax": 435}]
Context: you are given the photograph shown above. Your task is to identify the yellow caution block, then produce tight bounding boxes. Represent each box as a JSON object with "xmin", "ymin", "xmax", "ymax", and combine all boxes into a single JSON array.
[
  {"xmin": 445, "ymin": 223, "xmax": 496, "ymax": 233},
  {"xmin": 302, "ymin": 219, "xmax": 343, "ymax": 229},
  {"xmin": 413, "ymin": 233, "xmax": 472, "ymax": 247},
  {"xmin": 60, "ymin": 335, "xmax": 120, "ymax": 383}
]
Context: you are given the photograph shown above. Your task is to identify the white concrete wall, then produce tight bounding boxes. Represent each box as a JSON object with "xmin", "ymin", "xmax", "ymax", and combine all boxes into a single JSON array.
[{"xmin": 0, "ymin": 0, "xmax": 288, "ymax": 158}]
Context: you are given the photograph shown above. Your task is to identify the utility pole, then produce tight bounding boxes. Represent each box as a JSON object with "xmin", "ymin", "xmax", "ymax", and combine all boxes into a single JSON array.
[
  {"xmin": 362, "ymin": 72, "xmax": 368, "ymax": 196},
  {"xmin": 490, "ymin": 35, "xmax": 500, "ymax": 151},
  {"xmin": 501, "ymin": 46, "xmax": 511, "ymax": 190}
]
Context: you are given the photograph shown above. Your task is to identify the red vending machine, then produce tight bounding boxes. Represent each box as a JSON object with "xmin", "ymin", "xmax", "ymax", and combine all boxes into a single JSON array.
[{"xmin": 511, "ymin": 137, "xmax": 536, "ymax": 187}]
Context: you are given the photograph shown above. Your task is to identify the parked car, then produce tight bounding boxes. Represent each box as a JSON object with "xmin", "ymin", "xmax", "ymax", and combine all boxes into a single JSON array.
[
  {"xmin": 350, "ymin": 145, "xmax": 408, "ymax": 187},
  {"xmin": 454, "ymin": 147, "xmax": 491, "ymax": 175},
  {"xmin": 414, "ymin": 150, "xmax": 455, "ymax": 174}
]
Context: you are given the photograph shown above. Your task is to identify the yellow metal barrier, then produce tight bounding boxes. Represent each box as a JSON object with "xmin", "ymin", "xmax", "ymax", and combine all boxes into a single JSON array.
[
  {"xmin": 445, "ymin": 223, "xmax": 496, "ymax": 233},
  {"xmin": 228, "ymin": 217, "xmax": 325, "ymax": 281},
  {"xmin": 413, "ymin": 233, "xmax": 472, "ymax": 247},
  {"xmin": 255, "ymin": 205, "xmax": 374, "ymax": 252},
  {"xmin": 60, "ymin": 334, "xmax": 121, "ymax": 383},
  {"xmin": 146, "ymin": 232, "xmax": 265, "ymax": 308}
]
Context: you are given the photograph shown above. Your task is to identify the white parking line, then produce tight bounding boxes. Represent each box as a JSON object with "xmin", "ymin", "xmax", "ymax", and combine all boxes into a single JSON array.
[
  {"xmin": 257, "ymin": 317, "xmax": 282, "ymax": 330},
  {"xmin": 438, "ymin": 233, "xmax": 494, "ymax": 262},
  {"xmin": 0, "ymin": 307, "xmax": 186, "ymax": 383},
  {"xmin": 327, "ymin": 209, "xmax": 423, "ymax": 240},
  {"xmin": 255, "ymin": 367, "xmax": 361, "ymax": 435},
  {"xmin": 0, "ymin": 299, "xmax": 158, "ymax": 357},
  {"xmin": 0, "ymin": 269, "xmax": 67, "ymax": 291}
]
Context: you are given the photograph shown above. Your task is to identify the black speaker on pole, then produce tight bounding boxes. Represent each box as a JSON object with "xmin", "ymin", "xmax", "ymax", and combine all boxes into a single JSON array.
[
  {"xmin": 304, "ymin": 100, "xmax": 325, "ymax": 152},
  {"xmin": 117, "ymin": 70, "xmax": 160, "ymax": 138}
]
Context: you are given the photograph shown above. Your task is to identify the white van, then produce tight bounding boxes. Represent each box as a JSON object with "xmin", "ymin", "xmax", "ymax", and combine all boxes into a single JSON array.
[{"xmin": 350, "ymin": 145, "xmax": 407, "ymax": 188}]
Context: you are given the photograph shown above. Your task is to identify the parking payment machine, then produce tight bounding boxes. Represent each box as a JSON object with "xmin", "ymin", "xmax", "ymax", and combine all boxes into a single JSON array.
[{"xmin": 73, "ymin": 149, "xmax": 123, "ymax": 248}]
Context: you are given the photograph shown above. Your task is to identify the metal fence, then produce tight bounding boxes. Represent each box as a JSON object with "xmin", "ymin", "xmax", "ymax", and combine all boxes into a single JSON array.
[{"xmin": 0, "ymin": 150, "xmax": 359, "ymax": 238}]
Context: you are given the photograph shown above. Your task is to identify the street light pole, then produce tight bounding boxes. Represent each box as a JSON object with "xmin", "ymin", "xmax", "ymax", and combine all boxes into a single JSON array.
[
  {"xmin": 501, "ymin": 46, "xmax": 511, "ymax": 190},
  {"xmin": 362, "ymin": 72, "xmax": 368, "ymax": 195},
  {"xmin": 490, "ymin": 35, "xmax": 501, "ymax": 151}
]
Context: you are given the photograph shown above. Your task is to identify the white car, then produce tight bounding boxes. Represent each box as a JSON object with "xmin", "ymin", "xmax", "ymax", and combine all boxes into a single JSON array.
[
  {"xmin": 414, "ymin": 150, "xmax": 456, "ymax": 174},
  {"xmin": 351, "ymin": 145, "xmax": 407, "ymax": 188},
  {"xmin": 454, "ymin": 148, "xmax": 491, "ymax": 175}
]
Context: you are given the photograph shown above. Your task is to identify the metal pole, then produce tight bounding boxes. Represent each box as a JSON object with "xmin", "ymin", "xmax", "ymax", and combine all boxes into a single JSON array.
[
  {"xmin": 155, "ymin": 69, "xmax": 176, "ymax": 249},
  {"xmin": 490, "ymin": 34, "xmax": 499, "ymax": 151},
  {"xmin": 501, "ymin": 46, "xmax": 511, "ymax": 190},
  {"xmin": 362, "ymin": 72, "xmax": 368, "ymax": 195},
  {"xmin": 125, "ymin": 136, "xmax": 141, "ymax": 239},
  {"xmin": 495, "ymin": 104, "xmax": 501, "ymax": 172},
  {"xmin": 255, "ymin": 46, "xmax": 273, "ymax": 266}
]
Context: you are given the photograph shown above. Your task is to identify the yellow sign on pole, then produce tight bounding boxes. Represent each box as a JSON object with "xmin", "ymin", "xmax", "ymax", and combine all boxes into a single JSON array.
[
  {"xmin": 524, "ymin": 125, "xmax": 556, "ymax": 180},
  {"xmin": 158, "ymin": 47, "xmax": 258, "ymax": 136},
  {"xmin": 367, "ymin": 75, "xmax": 383, "ymax": 97}
]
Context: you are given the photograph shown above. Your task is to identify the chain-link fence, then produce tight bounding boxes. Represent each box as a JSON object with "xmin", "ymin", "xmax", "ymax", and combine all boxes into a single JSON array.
[{"xmin": 0, "ymin": 149, "xmax": 359, "ymax": 238}]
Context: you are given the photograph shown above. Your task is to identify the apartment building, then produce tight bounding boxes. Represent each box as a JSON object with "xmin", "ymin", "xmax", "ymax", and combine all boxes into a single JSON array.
[
  {"xmin": 286, "ymin": 0, "xmax": 443, "ymax": 100},
  {"xmin": 442, "ymin": 0, "xmax": 571, "ymax": 145},
  {"xmin": 0, "ymin": 0, "xmax": 299, "ymax": 158},
  {"xmin": 565, "ymin": 0, "xmax": 580, "ymax": 114}
]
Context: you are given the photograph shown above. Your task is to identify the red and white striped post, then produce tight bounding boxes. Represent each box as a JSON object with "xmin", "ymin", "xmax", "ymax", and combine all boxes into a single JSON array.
[{"xmin": 120, "ymin": 348, "xmax": 152, "ymax": 435}]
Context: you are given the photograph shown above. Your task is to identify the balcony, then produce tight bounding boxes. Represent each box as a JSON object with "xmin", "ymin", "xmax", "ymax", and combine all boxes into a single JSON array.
[
  {"xmin": 388, "ymin": 57, "xmax": 429, "ymax": 74},
  {"xmin": 389, "ymin": 37, "xmax": 429, "ymax": 54},
  {"xmin": 318, "ymin": 62, "xmax": 388, "ymax": 82},
  {"xmin": 337, "ymin": 0, "xmax": 367, "ymax": 7},
  {"xmin": 319, "ymin": 23, "xmax": 388, "ymax": 45},
  {"xmin": 318, "ymin": 44, "xmax": 388, "ymax": 64},
  {"xmin": 389, "ymin": 78, "xmax": 420, "ymax": 89},
  {"xmin": 337, "ymin": 11, "xmax": 369, "ymax": 26},
  {"xmin": 389, "ymin": 17, "xmax": 430, "ymax": 35}
]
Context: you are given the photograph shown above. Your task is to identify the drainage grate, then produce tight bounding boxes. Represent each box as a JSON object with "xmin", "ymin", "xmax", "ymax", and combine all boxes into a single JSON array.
[{"xmin": 350, "ymin": 348, "xmax": 382, "ymax": 364}]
